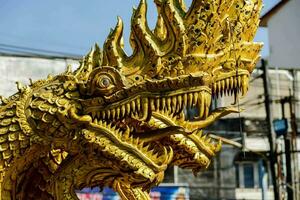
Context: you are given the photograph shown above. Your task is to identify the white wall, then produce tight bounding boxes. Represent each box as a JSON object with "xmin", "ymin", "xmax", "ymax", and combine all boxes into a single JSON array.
[
  {"xmin": 0, "ymin": 56, "xmax": 78, "ymax": 97},
  {"xmin": 267, "ymin": 0, "xmax": 300, "ymax": 69}
]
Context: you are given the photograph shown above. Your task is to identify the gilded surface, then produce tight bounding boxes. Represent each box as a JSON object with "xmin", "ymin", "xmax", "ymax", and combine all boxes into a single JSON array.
[{"xmin": 0, "ymin": 0, "xmax": 262, "ymax": 199}]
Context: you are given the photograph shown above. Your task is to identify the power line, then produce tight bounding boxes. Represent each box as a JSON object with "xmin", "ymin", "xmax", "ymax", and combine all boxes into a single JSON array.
[
  {"xmin": 0, "ymin": 51, "xmax": 81, "ymax": 60},
  {"xmin": 0, "ymin": 43, "xmax": 82, "ymax": 58}
]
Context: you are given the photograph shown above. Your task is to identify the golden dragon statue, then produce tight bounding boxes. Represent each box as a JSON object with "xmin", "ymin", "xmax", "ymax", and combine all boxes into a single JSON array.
[{"xmin": 0, "ymin": 0, "xmax": 262, "ymax": 199}]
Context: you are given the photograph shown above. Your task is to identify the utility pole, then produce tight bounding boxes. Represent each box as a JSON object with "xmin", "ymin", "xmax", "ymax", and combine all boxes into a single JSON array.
[
  {"xmin": 280, "ymin": 97, "xmax": 293, "ymax": 200},
  {"xmin": 261, "ymin": 59, "xmax": 280, "ymax": 200},
  {"xmin": 288, "ymin": 92, "xmax": 298, "ymax": 200},
  {"xmin": 291, "ymin": 70, "xmax": 299, "ymax": 200}
]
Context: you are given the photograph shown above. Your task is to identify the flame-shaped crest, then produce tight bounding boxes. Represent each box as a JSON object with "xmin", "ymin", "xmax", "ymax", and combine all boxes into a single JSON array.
[{"xmin": 76, "ymin": 0, "xmax": 262, "ymax": 83}]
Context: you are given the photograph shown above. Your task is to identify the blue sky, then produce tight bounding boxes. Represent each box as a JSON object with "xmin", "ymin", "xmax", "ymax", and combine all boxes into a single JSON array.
[{"xmin": 0, "ymin": 0, "xmax": 280, "ymax": 58}]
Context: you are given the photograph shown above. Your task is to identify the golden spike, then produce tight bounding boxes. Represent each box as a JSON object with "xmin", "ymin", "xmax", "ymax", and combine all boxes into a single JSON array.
[
  {"xmin": 131, "ymin": 0, "xmax": 161, "ymax": 56},
  {"xmin": 163, "ymin": 0, "xmax": 187, "ymax": 55},
  {"xmin": 29, "ymin": 78, "xmax": 33, "ymax": 85},
  {"xmin": 0, "ymin": 96, "xmax": 8, "ymax": 105},
  {"xmin": 16, "ymin": 82, "xmax": 25, "ymax": 92},
  {"xmin": 103, "ymin": 16, "xmax": 126, "ymax": 68},
  {"xmin": 153, "ymin": 0, "xmax": 167, "ymax": 40},
  {"xmin": 65, "ymin": 64, "xmax": 72, "ymax": 74}
]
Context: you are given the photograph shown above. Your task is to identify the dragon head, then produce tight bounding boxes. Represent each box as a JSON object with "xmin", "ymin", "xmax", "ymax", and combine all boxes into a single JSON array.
[{"xmin": 70, "ymin": 0, "xmax": 262, "ymax": 193}]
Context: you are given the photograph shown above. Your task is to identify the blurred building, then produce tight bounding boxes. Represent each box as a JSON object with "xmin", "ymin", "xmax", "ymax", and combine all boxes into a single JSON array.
[
  {"xmin": 260, "ymin": 0, "xmax": 300, "ymax": 69},
  {"xmin": 0, "ymin": 54, "xmax": 78, "ymax": 96}
]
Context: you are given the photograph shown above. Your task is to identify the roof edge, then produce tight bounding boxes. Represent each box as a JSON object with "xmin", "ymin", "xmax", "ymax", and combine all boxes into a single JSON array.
[{"xmin": 260, "ymin": 0, "xmax": 290, "ymax": 27}]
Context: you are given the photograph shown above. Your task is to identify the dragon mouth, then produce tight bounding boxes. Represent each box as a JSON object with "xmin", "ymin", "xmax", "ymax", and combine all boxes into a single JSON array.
[
  {"xmin": 85, "ymin": 72, "xmax": 249, "ymax": 122},
  {"xmin": 78, "ymin": 73, "xmax": 249, "ymax": 183}
]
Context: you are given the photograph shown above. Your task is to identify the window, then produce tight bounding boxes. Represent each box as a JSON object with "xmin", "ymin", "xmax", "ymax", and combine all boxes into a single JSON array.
[
  {"xmin": 235, "ymin": 161, "xmax": 260, "ymax": 188},
  {"xmin": 243, "ymin": 164, "xmax": 254, "ymax": 188}
]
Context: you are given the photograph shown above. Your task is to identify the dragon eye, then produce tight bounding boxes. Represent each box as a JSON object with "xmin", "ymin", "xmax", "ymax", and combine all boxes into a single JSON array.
[{"xmin": 98, "ymin": 76, "xmax": 112, "ymax": 88}]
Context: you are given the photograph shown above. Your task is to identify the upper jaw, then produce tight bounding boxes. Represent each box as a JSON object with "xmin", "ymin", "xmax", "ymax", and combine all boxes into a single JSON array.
[{"xmin": 212, "ymin": 69, "xmax": 250, "ymax": 98}]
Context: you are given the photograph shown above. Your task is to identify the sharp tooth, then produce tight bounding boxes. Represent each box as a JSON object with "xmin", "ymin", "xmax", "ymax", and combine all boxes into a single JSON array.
[
  {"xmin": 238, "ymin": 76, "xmax": 241, "ymax": 88},
  {"xmin": 92, "ymin": 112, "xmax": 96, "ymax": 119},
  {"xmin": 131, "ymin": 101, "xmax": 136, "ymax": 112},
  {"xmin": 227, "ymin": 82, "xmax": 231, "ymax": 96},
  {"xmin": 93, "ymin": 118, "xmax": 98, "ymax": 124},
  {"xmin": 111, "ymin": 109, "xmax": 116, "ymax": 119},
  {"xmin": 121, "ymin": 105, "xmax": 126, "ymax": 117},
  {"xmin": 172, "ymin": 96, "xmax": 177, "ymax": 112},
  {"xmin": 106, "ymin": 110, "xmax": 111, "ymax": 119},
  {"xmin": 139, "ymin": 141, "xmax": 145, "ymax": 148},
  {"xmin": 161, "ymin": 98, "xmax": 166, "ymax": 110},
  {"xmin": 226, "ymin": 78, "xmax": 229, "ymax": 90},
  {"xmin": 213, "ymin": 83, "xmax": 217, "ymax": 94},
  {"xmin": 242, "ymin": 75, "xmax": 249, "ymax": 96},
  {"xmin": 197, "ymin": 130, "xmax": 202, "ymax": 137},
  {"xmin": 126, "ymin": 103, "xmax": 131, "ymax": 115},
  {"xmin": 148, "ymin": 149, "xmax": 155, "ymax": 157},
  {"xmin": 233, "ymin": 78, "xmax": 237, "ymax": 88},
  {"xmin": 97, "ymin": 112, "xmax": 101, "ymax": 118},
  {"xmin": 150, "ymin": 99, "xmax": 155, "ymax": 110},
  {"xmin": 143, "ymin": 144, "xmax": 151, "ymax": 152},
  {"xmin": 135, "ymin": 137, "xmax": 139, "ymax": 146},
  {"xmin": 206, "ymin": 93, "xmax": 212, "ymax": 108},
  {"xmin": 177, "ymin": 95, "xmax": 182, "ymax": 112},
  {"xmin": 222, "ymin": 80, "xmax": 226, "ymax": 96},
  {"xmin": 204, "ymin": 93, "xmax": 210, "ymax": 118},
  {"xmin": 193, "ymin": 92, "xmax": 198, "ymax": 106},
  {"xmin": 206, "ymin": 138, "xmax": 211, "ymax": 144},
  {"xmin": 231, "ymin": 88, "xmax": 234, "ymax": 96},
  {"xmin": 129, "ymin": 135, "xmax": 134, "ymax": 143},
  {"xmin": 167, "ymin": 97, "xmax": 171, "ymax": 111},
  {"xmin": 230, "ymin": 77, "xmax": 234, "ymax": 89},
  {"xmin": 188, "ymin": 93, "xmax": 193, "ymax": 108},
  {"xmin": 102, "ymin": 111, "xmax": 106, "ymax": 119},
  {"xmin": 221, "ymin": 80, "xmax": 225, "ymax": 93},
  {"xmin": 156, "ymin": 98, "xmax": 160, "ymax": 110},
  {"xmin": 136, "ymin": 98, "xmax": 141, "ymax": 111},
  {"xmin": 183, "ymin": 93, "xmax": 188, "ymax": 107},
  {"xmin": 141, "ymin": 98, "xmax": 149, "ymax": 120},
  {"xmin": 116, "ymin": 107, "xmax": 120, "ymax": 119},
  {"xmin": 218, "ymin": 81, "xmax": 222, "ymax": 97},
  {"xmin": 198, "ymin": 93, "xmax": 205, "ymax": 118}
]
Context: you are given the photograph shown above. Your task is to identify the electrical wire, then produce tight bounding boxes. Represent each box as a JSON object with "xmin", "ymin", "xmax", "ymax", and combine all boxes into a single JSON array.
[
  {"xmin": 0, "ymin": 51, "xmax": 81, "ymax": 60},
  {"xmin": 0, "ymin": 43, "xmax": 82, "ymax": 58}
]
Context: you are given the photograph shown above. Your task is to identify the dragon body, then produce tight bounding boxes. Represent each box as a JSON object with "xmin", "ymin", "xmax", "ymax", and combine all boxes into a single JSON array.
[{"xmin": 0, "ymin": 0, "xmax": 262, "ymax": 199}]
